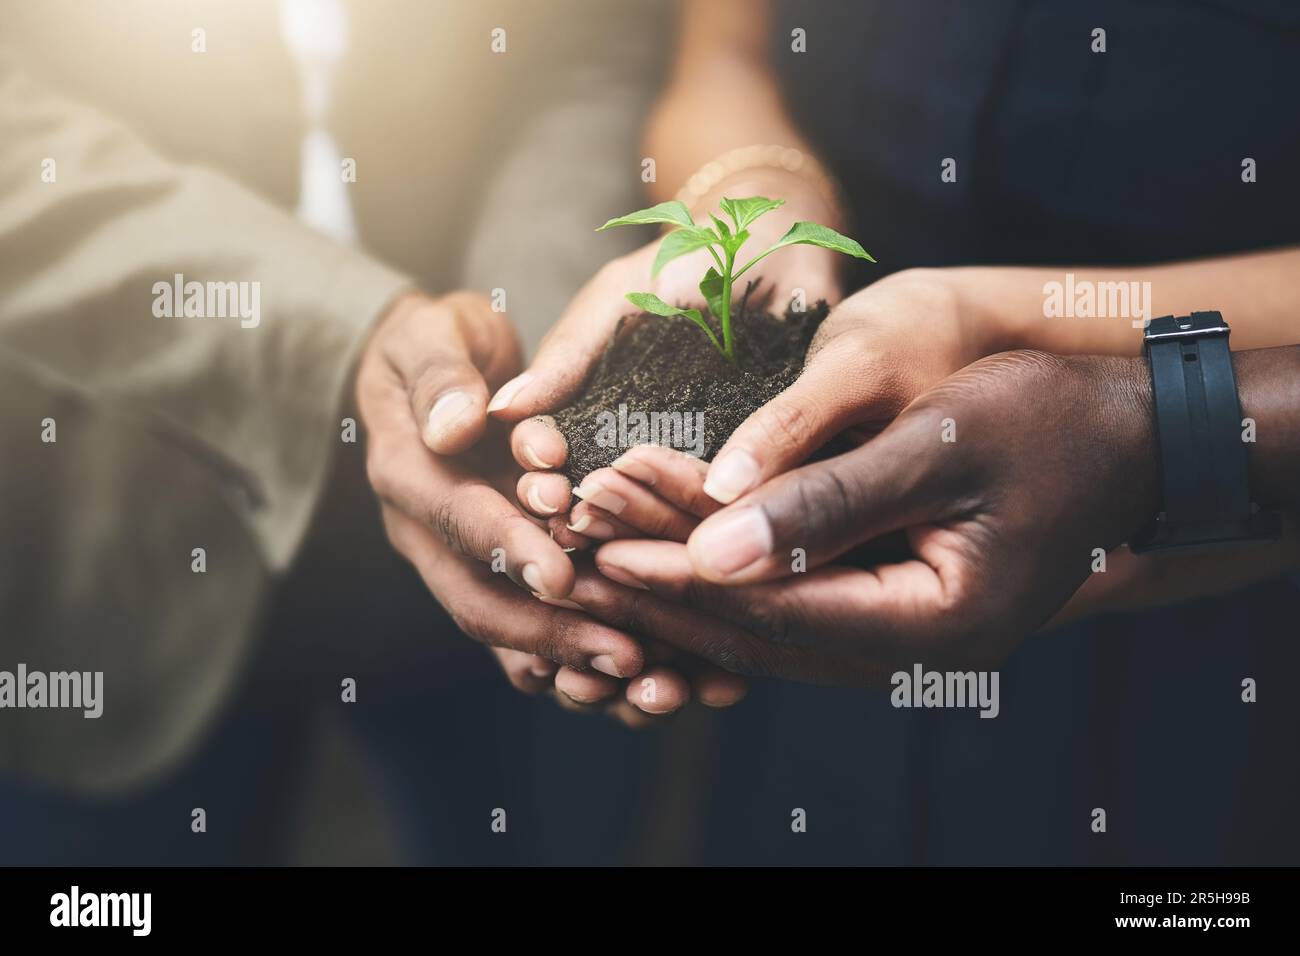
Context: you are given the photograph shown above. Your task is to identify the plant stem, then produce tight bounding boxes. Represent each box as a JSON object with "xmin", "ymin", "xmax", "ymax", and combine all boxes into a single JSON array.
[{"xmin": 720, "ymin": 247, "xmax": 736, "ymax": 361}]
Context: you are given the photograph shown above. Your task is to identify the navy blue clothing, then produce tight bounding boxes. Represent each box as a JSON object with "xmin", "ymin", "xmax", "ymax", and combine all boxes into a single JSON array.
[
  {"xmin": 700, "ymin": 0, "xmax": 1300, "ymax": 863},
  {"xmin": 773, "ymin": 0, "xmax": 1300, "ymax": 278}
]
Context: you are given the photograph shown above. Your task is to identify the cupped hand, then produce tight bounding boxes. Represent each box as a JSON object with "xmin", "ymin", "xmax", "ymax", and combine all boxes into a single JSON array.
[
  {"xmin": 357, "ymin": 291, "xmax": 746, "ymax": 723},
  {"xmin": 694, "ymin": 268, "xmax": 994, "ymax": 505},
  {"xmin": 496, "ymin": 177, "xmax": 848, "ymax": 542},
  {"xmin": 590, "ymin": 352, "xmax": 1161, "ymax": 683},
  {"xmin": 511, "ymin": 268, "xmax": 989, "ymax": 548}
]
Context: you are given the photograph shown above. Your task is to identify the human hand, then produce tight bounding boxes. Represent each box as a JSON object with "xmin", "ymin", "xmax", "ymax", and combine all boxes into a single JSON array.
[
  {"xmin": 357, "ymin": 291, "xmax": 744, "ymax": 723},
  {"xmin": 693, "ymin": 267, "xmax": 997, "ymax": 505},
  {"xmin": 356, "ymin": 292, "xmax": 633, "ymax": 679},
  {"xmin": 512, "ymin": 268, "xmax": 990, "ymax": 547},
  {"xmin": 592, "ymin": 352, "xmax": 1162, "ymax": 682},
  {"xmin": 495, "ymin": 171, "xmax": 847, "ymax": 542}
]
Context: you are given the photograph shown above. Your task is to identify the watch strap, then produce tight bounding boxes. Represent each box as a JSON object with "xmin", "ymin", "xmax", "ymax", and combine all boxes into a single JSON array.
[{"xmin": 1131, "ymin": 311, "xmax": 1279, "ymax": 551}]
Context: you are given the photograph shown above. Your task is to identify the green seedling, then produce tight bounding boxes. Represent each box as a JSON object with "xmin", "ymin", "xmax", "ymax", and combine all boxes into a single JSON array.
[{"xmin": 597, "ymin": 196, "xmax": 873, "ymax": 361}]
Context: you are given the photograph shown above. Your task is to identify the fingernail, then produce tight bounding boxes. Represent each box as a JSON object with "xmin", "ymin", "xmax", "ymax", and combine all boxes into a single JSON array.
[
  {"xmin": 567, "ymin": 514, "xmax": 617, "ymax": 539},
  {"xmin": 598, "ymin": 561, "xmax": 649, "ymax": 590},
  {"xmin": 424, "ymin": 390, "xmax": 474, "ymax": 445},
  {"xmin": 521, "ymin": 562, "xmax": 548, "ymax": 595},
  {"xmin": 521, "ymin": 442, "xmax": 555, "ymax": 470},
  {"xmin": 692, "ymin": 507, "xmax": 772, "ymax": 577},
  {"xmin": 525, "ymin": 483, "xmax": 559, "ymax": 515},
  {"xmin": 611, "ymin": 454, "xmax": 656, "ymax": 485},
  {"xmin": 703, "ymin": 448, "xmax": 760, "ymax": 504},
  {"xmin": 530, "ymin": 661, "xmax": 556, "ymax": 678},
  {"xmin": 487, "ymin": 372, "xmax": 534, "ymax": 412},
  {"xmin": 573, "ymin": 482, "xmax": 627, "ymax": 515},
  {"xmin": 536, "ymin": 594, "xmax": 582, "ymax": 610},
  {"xmin": 591, "ymin": 654, "xmax": 622, "ymax": 677}
]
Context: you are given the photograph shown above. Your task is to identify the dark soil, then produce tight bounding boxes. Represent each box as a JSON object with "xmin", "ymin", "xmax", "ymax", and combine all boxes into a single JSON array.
[{"xmin": 552, "ymin": 296, "xmax": 829, "ymax": 485}]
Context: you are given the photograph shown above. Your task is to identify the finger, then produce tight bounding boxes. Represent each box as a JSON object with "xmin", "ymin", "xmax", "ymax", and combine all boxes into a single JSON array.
[
  {"xmin": 548, "ymin": 515, "xmax": 595, "ymax": 551},
  {"xmin": 611, "ymin": 445, "xmax": 720, "ymax": 519},
  {"xmin": 564, "ymin": 563, "xmax": 775, "ymax": 677},
  {"xmin": 635, "ymin": 637, "xmax": 747, "ymax": 705},
  {"xmin": 491, "ymin": 647, "xmax": 557, "ymax": 694},
  {"xmin": 367, "ymin": 401, "xmax": 574, "ymax": 596},
  {"xmin": 517, "ymin": 471, "xmax": 572, "ymax": 519},
  {"xmin": 551, "ymin": 687, "xmax": 608, "ymax": 716},
  {"xmin": 595, "ymin": 540, "xmax": 921, "ymax": 680},
  {"xmin": 624, "ymin": 665, "xmax": 690, "ymax": 715},
  {"xmin": 686, "ymin": 413, "xmax": 945, "ymax": 583},
  {"xmin": 511, "ymin": 416, "xmax": 568, "ymax": 472},
  {"xmin": 383, "ymin": 506, "xmax": 644, "ymax": 676},
  {"xmin": 487, "ymin": 251, "xmax": 652, "ymax": 420},
  {"xmin": 384, "ymin": 293, "xmax": 522, "ymax": 456},
  {"xmin": 565, "ymin": 503, "xmax": 637, "ymax": 542},
  {"xmin": 603, "ymin": 699, "xmax": 657, "ymax": 729},
  {"xmin": 701, "ymin": 331, "xmax": 908, "ymax": 504},
  {"xmin": 669, "ymin": 656, "xmax": 749, "ymax": 708},
  {"xmin": 554, "ymin": 666, "xmax": 621, "ymax": 705},
  {"xmin": 574, "ymin": 467, "xmax": 700, "ymax": 542}
]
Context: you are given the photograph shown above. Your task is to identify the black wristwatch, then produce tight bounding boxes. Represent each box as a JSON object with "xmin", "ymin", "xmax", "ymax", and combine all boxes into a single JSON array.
[{"xmin": 1130, "ymin": 311, "xmax": 1279, "ymax": 552}]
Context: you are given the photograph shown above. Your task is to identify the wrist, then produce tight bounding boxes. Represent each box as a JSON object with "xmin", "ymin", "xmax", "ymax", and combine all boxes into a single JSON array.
[
  {"xmin": 1234, "ymin": 345, "xmax": 1300, "ymax": 510},
  {"xmin": 1075, "ymin": 354, "xmax": 1161, "ymax": 545},
  {"xmin": 702, "ymin": 167, "xmax": 847, "ymax": 296},
  {"xmin": 901, "ymin": 267, "xmax": 1020, "ymax": 358},
  {"xmin": 675, "ymin": 146, "xmax": 849, "ymax": 232},
  {"xmin": 937, "ymin": 266, "xmax": 1148, "ymax": 359}
]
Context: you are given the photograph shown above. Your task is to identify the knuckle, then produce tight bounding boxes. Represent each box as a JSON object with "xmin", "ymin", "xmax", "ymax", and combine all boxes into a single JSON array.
[
  {"xmin": 617, "ymin": 587, "xmax": 654, "ymax": 633},
  {"xmin": 781, "ymin": 464, "xmax": 859, "ymax": 542},
  {"xmin": 680, "ymin": 574, "xmax": 721, "ymax": 613},
  {"xmin": 740, "ymin": 594, "xmax": 796, "ymax": 649},
  {"xmin": 406, "ymin": 353, "xmax": 460, "ymax": 401},
  {"xmin": 532, "ymin": 632, "xmax": 562, "ymax": 664},
  {"xmin": 706, "ymin": 642, "xmax": 757, "ymax": 677},
  {"xmin": 428, "ymin": 490, "xmax": 467, "ymax": 555},
  {"xmin": 497, "ymin": 509, "xmax": 541, "ymax": 552},
  {"xmin": 808, "ymin": 312, "xmax": 869, "ymax": 356},
  {"xmin": 701, "ymin": 636, "xmax": 773, "ymax": 680},
  {"xmin": 641, "ymin": 506, "xmax": 686, "ymax": 542},
  {"xmin": 755, "ymin": 395, "xmax": 819, "ymax": 451},
  {"xmin": 537, "ymin": 616, "xmax": 584, "ymax": 667}
]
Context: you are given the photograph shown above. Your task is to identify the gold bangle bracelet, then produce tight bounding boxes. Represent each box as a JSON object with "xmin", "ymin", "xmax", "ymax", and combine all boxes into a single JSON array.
[{"xmin": 672, "ymin": 144, "xmax": 846, "ymax": 224}]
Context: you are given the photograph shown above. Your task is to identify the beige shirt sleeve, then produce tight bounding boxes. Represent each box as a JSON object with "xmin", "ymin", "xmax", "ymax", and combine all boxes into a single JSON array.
[
  {"xmin": 0, "ymin": 53, "xmax": 411, "ymax": 790},
  {"xmin": 0, "ymin": 51, "xmax": 414, "ymax": 571}
]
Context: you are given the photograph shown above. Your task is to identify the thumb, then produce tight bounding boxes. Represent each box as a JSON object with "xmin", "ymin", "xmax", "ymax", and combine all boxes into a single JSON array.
[
  {"xmin": 387, "ymin": 293, "xmax": 520, "ymax": 455},
  {"xmin": 686, "ymin": 411, "xmax": 944, "ymax": 583},
  {"xmin": 701, "ymin": 331, "xmax": 910, "ymax": 504},
  {"xmin": 487, "ymin": 250, "xmax": 656, "ymax": 421}
]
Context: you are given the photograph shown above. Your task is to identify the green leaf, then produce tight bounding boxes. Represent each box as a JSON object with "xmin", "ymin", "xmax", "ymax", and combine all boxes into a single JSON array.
[
  {"xmin": 625, "ymin": 291, "xmax": 700, "ymax": 318},
  {"xmin": 650, "ymin": 227, "xmax": 717, "ymax": 278},
  {"xmin": 761, "ymin": 221, "xmax": 875, "ymax": 261},
  {"xmin": 699, "ymin": 267, "xmax": 725, "ymax": 321},
  {"xmin": 597, "ymin": 200, "xmax": 695, "ymax": 231},
  {"xmin": 723, "ymin": 228, "xmax": 750, "ymax": 258},
  {"xmin": 709, "ymin": 214, "xmax": 731, "ymax": 240},
  {"xmin": 719, "ymin": 196, "xmax": 784, "ymax": 231},
  {"xmin": 624, "ymin": 292, "xmax": 723, "ymax": 354}
]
